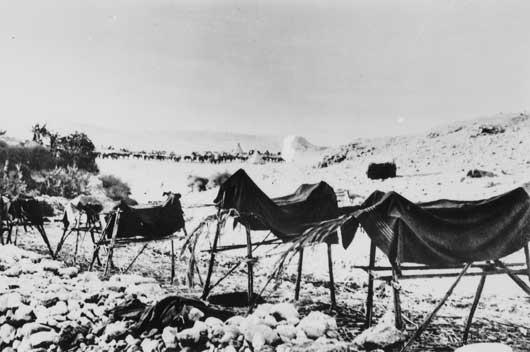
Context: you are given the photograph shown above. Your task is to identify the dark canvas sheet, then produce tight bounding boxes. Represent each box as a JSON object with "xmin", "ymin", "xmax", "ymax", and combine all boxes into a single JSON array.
[
  {"xmin": 214, "ymin": 169, "xmax": 341, "ymax": 242},
  {"xmin": 346, "ymin": 188, "xmax": 530, "ymax": 266},
  {"xmin": 104, "ymin": 193, "xmax": 184, "ymax": 239}
]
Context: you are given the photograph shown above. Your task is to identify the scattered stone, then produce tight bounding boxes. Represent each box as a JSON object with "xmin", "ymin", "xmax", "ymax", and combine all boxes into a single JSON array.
[
  {"xmin": 29, "ymin": 331, "xmax": 58, "ymax": 348},
  {"xmin": 353, "ymin": 319, "xmax": 405, "ymax": 350}
]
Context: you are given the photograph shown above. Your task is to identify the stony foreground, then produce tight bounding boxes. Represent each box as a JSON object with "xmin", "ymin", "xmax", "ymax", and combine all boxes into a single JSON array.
[{"xmin": 0, "ymin": 244, "xmax": 407, "ymax": 352}]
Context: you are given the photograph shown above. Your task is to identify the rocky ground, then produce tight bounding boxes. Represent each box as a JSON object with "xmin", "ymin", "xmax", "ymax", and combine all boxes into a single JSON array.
[{"xmin": 2, "ymin": 113, "xmax": 530, "ymax": 351}]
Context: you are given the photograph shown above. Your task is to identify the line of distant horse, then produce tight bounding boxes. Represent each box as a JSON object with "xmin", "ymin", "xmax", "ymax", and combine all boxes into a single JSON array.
[{"xmin": 96, "ymin": 150, "xmax": 284, "ymax": 164}]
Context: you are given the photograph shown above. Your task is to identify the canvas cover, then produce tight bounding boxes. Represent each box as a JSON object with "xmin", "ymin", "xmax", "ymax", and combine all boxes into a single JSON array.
[
  {"xmin": 7, "ymin": 195, "xmax": 46, "ymax": 226},
  {"xmin": 213, "ymin": 169, "xmax": 341, "ymax": 242},
  {"xmin": 345, "ymin": 187, "xmax": 530, "ymax": 266},
  {"xmin": 104, "ymin": 193, "xmax": 184, "ymax": 239}
]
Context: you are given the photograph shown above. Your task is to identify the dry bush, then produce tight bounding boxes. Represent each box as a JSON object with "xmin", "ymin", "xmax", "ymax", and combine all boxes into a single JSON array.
[
  {"xmin": 187, "ymin": 175, "xmax": 209, "ymax": 192},
  {"xmin": 207, "ymin": 171, "xmax": 231, "ymax": 189},
  {"xmin": 99, "ymin": 174, "xmax": 132, "ymax": 201},
  {"xmin": 32, "ymin": 166, "xmax": 91, "ymax": 199}
]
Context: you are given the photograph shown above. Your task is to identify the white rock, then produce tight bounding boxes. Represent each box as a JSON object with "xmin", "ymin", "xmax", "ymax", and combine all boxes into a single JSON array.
[
  {"xmin": 58, "ymin": 267, "xmax": 79, "ymax": 278},
  {"xmin": 141, "ymin": 338, "xmax": 159, "ymax": 352},
  {"xmin": 188, "ymin": 307, "xmax": 205, "ymax": 322},
  {"xmin": 0, "ymin": 324, "xmax": 16, "ymax": 344},
  {"xmin": 29, "ymin": 331, "xmax": 58, "ymax": 348},
  {"xmin": 49, "ymin": 301, "xmax": 69, "ymax": 316},
  {"xmin": 276, "ymin": 324, "xmax": 297, "ymax": 341},
  {"xmin": 13, "ymin": 304, "xmax": 34, "ymax": 324},
  {"xmin": 39, "ymin": 259, "xmax": 64, "ymax": 273},
  {"xmin": 162, "ymin": 326, "xmax": 179, "ymax": 348},
  {"xmin": 353, "ymin": 320, "xmax": 405, "ymax": 349},
  {"xmin": 103, "ymin": 321, "xmax": 129, "ymax": 341},
  {"xmin": 125, "ymin": 283, "xmax": 164, "ymax": 297},
  {"xmin": 0, "ymin": 292, "xmax": 22, "ymax": 313},
  {"xmin": 17, "ymin": 322, "xmax": 52, "ymax": 339},
  {"xmin": 297, "ymin": 312, "xmax": 336, "ymax": 339}
]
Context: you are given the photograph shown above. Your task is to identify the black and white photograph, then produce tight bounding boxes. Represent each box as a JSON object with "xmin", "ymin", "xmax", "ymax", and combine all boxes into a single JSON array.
[{"xmin": 1, "ymin": 1, "xmax": 529, "ymax": 351}]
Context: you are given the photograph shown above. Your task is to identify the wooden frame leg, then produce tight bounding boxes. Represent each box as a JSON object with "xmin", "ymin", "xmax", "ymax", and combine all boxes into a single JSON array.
[
  {"xmin": 400, "ymin": 262, "xmax": 472, "ymax": 352},
  {"xmin": 124, "ymin": 242, "xmax": 149, "ymax": 273},
  {"xmin": 202, "ymin": 212, "xmax": 222, "ymax": 299},
  {"xmin": 37, "ymin": 225, "xmax": 56, "ymax": 259},
  {"xmin": 327, "ymin": 243, "xmax": 337, "ymax": 309},
  {"xmin": 246, "ymin": 226, "xmax": 254, "ymax": 306},
  {"xmin": 171, "ymin": 240, "xmax": 175, "ymax": 284},
  {"xmin": 104, "ymin": 211, "xmax": 121, "ymax": 277},
  {"xmin": 391, "ymin": 261, "xmax": 404, "ymax": 330},
  {"xmin": 365, "ymin": 241, "xmax": 376, "ymax": 328},
  {"xmin": 463, "ymin": 271, "xmax": 487, "ymax": 344},
  {"xmin": 524, "ymin": 244, "xmax": 530, "ymax": 283},
  {"xmin": 294, "ymin": 248, "xmax": 304, "ymax": 301},
  {"xmin": 494, "ymin": 259, "xmax": 530, "ymax": 295}
]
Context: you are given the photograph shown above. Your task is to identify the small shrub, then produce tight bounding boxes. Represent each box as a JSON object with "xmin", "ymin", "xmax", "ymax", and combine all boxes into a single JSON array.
[
  {"xmin": 0, "ymin": 144, "xmax": 56, "ymax": 171},
  {"xmin": 208, "ymin": 171, "xmax": 231, "ymax": 189},
  {"xmin": 0, "ymin": 162, "xmax": 28, "ymax": 197},
  {"xmin": 33, "ymin": 166, "xmax": 91, "ymax": 199},
  {"xmin": 99, "ymin": 174, "xmax": 131, "ymax": 201},
  {"xmin": 187, "ymin": 175, "xmax": 208, "ymax": 192}
]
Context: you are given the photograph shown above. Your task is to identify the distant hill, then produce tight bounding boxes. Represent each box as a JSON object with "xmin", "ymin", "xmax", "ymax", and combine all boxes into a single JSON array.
[
  {"xmin": 50, "ymin": 123, "xmax": 283, "ymax": 154},
  {"xmin": 319, "ymin": 112, "xmax": 530, "ymax": 175}
]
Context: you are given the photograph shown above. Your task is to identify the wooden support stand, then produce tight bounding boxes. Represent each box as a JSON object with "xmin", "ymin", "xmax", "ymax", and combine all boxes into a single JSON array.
[
  {"xmin": 294, "ymin": 248, "xmax": 304, "ymax": 301},
  {"xmin": 202, "ymin": 209, "xmax": 222, "ymax": 299},
  {"xmin": 327, "ymin": 243, "xmax": 336, "ymax": 309},
  {"xmin": 400, "ymin": 263, "xmax": 472, "ymax": 352},
  {"xmin": 365, "ymin": 241, "xmax": 376, "ymax": 328},
  {"xmin": 463, "ymin": 271, "xmax": 487, "ymax": 344},
  {"xmin": 246, "ymin": 226, "xmax": 254, "ymax": 305},
  {"xmin": 104, "ymin": 210, "xmax": 121, "ymax": 277}
]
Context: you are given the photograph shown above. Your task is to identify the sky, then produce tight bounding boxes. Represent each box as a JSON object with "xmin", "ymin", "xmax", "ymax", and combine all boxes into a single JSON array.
[{"xmin": 1, "ymin": 0, "xmax": 530, "ymax": 146}]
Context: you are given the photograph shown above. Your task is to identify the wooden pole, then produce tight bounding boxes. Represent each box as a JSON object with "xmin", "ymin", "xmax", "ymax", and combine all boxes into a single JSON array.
[
  {"xmin": 38, "ymin": 225, "xmax": 56, "ymax": 259},
  {"xmin": 201, "ymin": 209, "xmax": 222, "ymax": 299},
  {"xmin": 294, "ymin": 248, "xmax": 304, "ymax": 301},
  {"xmin": 327, "ymin": 243, "xmax": 337, "ymax": 309},
  {"xmin": 463, "ymin": 271, "xmax": 487, "ymax": 344},
  {"xmin": 104, "ymin": 210, "xmax": 121, "ymax": 277},
  {"xmin": 124, "ymin": 242, "xmax": 149, "ymax": 273},
  {"xmin": 246, "ymin": 225, "xmax": 254, "ymax": 305},
  {"xmin": 391, "ymin": 261, "xmax": 404, "ymax": 330},
  {"xmin": 365, "ymin": 241, "xmax": 376, "ymax": 328},
  {"xmin": 171, "ymin": 240, "xmax": 175, "ymax": 284},
  {"xmin": 400, "ymin": 262, "xmax": 472, "ymax": 352},
  {"xmin": 524, "ymin": 244, "xmax": 530, "ymax": 283},
  {"xmin": 494, "ymin": 259, "xmax": 530, "ymax": 295}
]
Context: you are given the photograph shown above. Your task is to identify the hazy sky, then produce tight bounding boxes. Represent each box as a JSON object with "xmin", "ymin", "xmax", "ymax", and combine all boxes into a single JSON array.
[{"xmin": 1, "ymin": 0, "xmax": 530, "ymax": 145}]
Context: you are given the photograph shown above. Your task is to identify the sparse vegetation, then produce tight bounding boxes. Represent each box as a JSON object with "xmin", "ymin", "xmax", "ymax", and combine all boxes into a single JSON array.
[
  {"xmin": 187, "ymin": 174, "xmax": 209, "ymax": 192},
  {"xmin": 32, "ymin": 166, "xmax": 92, "ymax": 199},
  {"xmin": 99, "ymin": 174, "xmax": 132, "ymax": 201},
  {"xmin": 207, "ymin": 171, "xmax": 231, "ymax": 189}
]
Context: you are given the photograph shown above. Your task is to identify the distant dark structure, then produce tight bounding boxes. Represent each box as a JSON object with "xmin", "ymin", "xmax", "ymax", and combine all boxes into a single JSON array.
[
  {"xmin": 466, "ymin": 169, "xmax": 497, "ymax": 178},
  {"xmin": 366, "ymin": 162, "xmax": 397, "ymax": 180}
]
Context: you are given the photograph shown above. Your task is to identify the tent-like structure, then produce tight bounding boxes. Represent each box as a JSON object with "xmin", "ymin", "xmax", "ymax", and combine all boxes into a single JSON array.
[
  {"xmin": 295, "ymin": 187, "xmax": 530, "ymax": 350},
  {"xmin": 1, "ymin": 195, "xmax": 55, "ymax": 258},
  {"xmin": 91, "ymin": 192, "xmax": 188, "ymax": 281},
  {"xmin": 193, "ymin": 169, "xmax": 353, "ymax": 307}
]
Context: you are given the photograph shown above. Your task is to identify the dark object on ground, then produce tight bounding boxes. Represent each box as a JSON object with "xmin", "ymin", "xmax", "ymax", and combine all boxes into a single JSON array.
[
  {"xmin": 214, "ymin": 169, "xmax": 352, "ymax": 243},
  {"xmin": 343, "ymin": 187, "xmax": 530, "ymax": 266},
  {"xmin": 188, "ymin": 175, "xmax": 209, "ymax": 192},
  {"xmin": 1, "ymin": 195, "xmax": 55, "ymax": 257},
  {"xmin": 207, "ymin": 291, "xmax": 265, "ymax": 308},
  {"xmin": 111, "ymin": 295, "xmax": 235, "ymax": 335},
  {"xmin": 475, "ymin": 124, "xmax": 505, "ymax": 136},
  {"xmin": 466, "ymin": 169, "xmax": 497, "ymax": 178},
  {"xmin": 104, "ymin": 193, "xmax": 184, "ymax": 239},
  {"xmin": 366, "ymin": 162, "xmax": 397, "ymax": 180}
]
